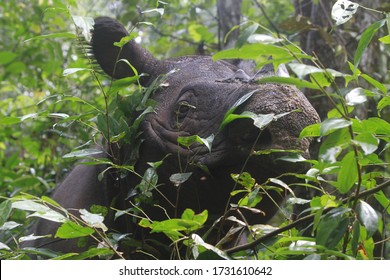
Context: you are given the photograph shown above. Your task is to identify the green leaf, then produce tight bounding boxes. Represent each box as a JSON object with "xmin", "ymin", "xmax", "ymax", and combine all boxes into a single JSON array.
[
  {"xmin": 182, "ymin": 209, "xmax": 208, "ymax": 226},
  {"xmin": 319, "ymin": 127, "xmax": 350, "ymax": 162},
  {"xmin": 244, "ymin": 112, "xmax": 275, "ymax": 130},
  {"xmin": 0, "ymin": 116, "xmax": 21, "ymax": 125},
  {"xmin": 257, "ymin": 76, "xmax": 320, "ymax": 89},
  {"xmin": 55, "ymin": 221, "xmax": 94, "ymax": 239},
  {"xmin": 351, "ymin": 220, "xmax": 360, "ymax": 256},
  {"xmin": 235, "ymin": 23, "xmax": 259, "ymax": 48},
  {"xmin": 320, "ymin": 118, "xmax": 352, "ymax": 136},
  {"xmin": 63, "ymin": 68, "xmax": 91, "ymax": 76},
  {"xmin": 231, "ymin": 172, "xmax": 255, "ymax": 189},
  {"xmin": 316, "ymin": 207, "xmax": 351, "ymax": 249},
  {"xmin": 345, "ymin": 88, "xmax": 367, "ymax": 106},
  {"xmin": 270, "ymin": 178, "xmax": 295, "ymax": 197},
  {"xmin": 378, "ymin": 96, "xmax": 390, "ymax": 116},
  {"xmin": 0, "ymin": 51, "xmax": 17, "ymax": 65},
  {"xmin": 142, "ymin": 8, "xmax": 164, "ymax": 16},
  {"xmin": 66, "ymin": 247, "xmax": 114, "ymax": 260},
  {"xmin": 374, "ymin": 191, "xmax": 390, "ymax": 215},
  {"xmin": 177, "ymin": 134, "xmax": 214, "ymax": 152},
  {"xmin": 299, "ymin": 123, "xmax": 321, "ymax": 139},
  {"xmin": 213, "ymin": 43, "xmax": 307, "ymax": 61},
  {"xmin": 219, "ymin": 89, "xmax": 258, "ymax": 130},
  {"xmin": 361, "ymin": 74, "xmax": 387, "ymax": 94},
  {"xmin": 24, "ymin": 32, "xmax": 77, "ymax": 42},
  {"xmin": 356, "ymin": 200, "xmax": 378, "ymax": 238},
  {"xmin": 289, "ymin": 63, "xmax": 323, "ymax": 79},
  {"xmin": 188, "ymin": 24, "xmax": 214, "ymax": 43},
  {"xmin": 0, "ymin": 200, "xmax": 12, "ymax": 227},
  {"xmin": 113, "ymin": 34, "xmax": 138, "ymax": 48},
  {"xmin": 169, "ymin": 172, "xmax": 193, "ymax": 186},
  {"xmin": 107, "ymin": 76, "xmax": 140, "ymax": 95},
  {"xmin": 191, "ymin": 234, "xmax": 230, "ymax": 260},
  {"xmin": 12, "ymin": 199, "xmax": 50, "ymax": 212},
  {"xmin": 353, "ymin": 133, "xmax": 379, "ymax": 155},
  {"xmin": 62, "ymin": 148, "xmax": 103, "ymax": 159},
  {"xmin": 337, "ymin": 151, "xmax": 358, "ymax": 194},
  {"xmin": 379, "ymin": 35, "xmax": 390, "ymax": 44},
  {"xmin": 79, "ymin": 209, "xmax": 107, "ymax": 231},
  {"xmin": 354, "ymin": 19, "xmax": 386, "ymax": 69}
]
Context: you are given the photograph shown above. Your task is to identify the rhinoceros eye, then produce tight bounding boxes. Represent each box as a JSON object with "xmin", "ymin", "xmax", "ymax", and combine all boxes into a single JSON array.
[{"xmin": 175, "ymin": 101, "xmax": 196, "ymax": 126}]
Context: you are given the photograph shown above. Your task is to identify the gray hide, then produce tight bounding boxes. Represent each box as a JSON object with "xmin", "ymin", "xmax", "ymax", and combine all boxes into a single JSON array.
[{"xmin": 24, "ymin": 17, "xmax": 319, "ymax": 258}]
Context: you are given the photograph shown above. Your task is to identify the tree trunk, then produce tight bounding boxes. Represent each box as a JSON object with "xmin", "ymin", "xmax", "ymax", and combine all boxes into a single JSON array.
[
  {"xmin": 293, "ymin": 0, "xmax": 388, "ymax": 119},
  {"xmin": 217, "ymin": 0, "xmax": 242, "ymax": 50}
]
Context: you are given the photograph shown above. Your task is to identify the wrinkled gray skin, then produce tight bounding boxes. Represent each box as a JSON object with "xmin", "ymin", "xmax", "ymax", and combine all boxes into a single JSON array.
[{"xmin": 24, "ymin": 17, "xmax": 319, "ymax": 257}]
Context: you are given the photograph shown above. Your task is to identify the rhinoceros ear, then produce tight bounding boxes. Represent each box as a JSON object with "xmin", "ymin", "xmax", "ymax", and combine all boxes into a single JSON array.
[{"xmin": 91, "ymin": 17, "xmax": 160, "ymax": 85}]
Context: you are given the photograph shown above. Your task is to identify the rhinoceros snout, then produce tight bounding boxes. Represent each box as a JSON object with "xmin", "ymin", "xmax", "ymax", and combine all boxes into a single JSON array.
[{"xmin": 227, "ymin": 118, "xmax": 273, "ymax": 150}]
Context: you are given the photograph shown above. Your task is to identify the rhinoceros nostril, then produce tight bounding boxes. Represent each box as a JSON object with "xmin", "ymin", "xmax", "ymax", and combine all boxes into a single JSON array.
[{"xmin": 227, "ymin": 118, "xmax": 272, "ymax": 148}]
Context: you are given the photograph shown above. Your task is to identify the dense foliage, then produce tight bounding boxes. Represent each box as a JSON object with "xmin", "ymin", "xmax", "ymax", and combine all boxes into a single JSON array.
[{"xmin": 0, "ymin": 0, "xmax": 389, "ymax": 260}]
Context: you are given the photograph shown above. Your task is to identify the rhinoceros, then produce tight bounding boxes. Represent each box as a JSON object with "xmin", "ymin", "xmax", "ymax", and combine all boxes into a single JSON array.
[{"xmin": 24, "ymin": 17, "xmax": 319, "ymax": 258}]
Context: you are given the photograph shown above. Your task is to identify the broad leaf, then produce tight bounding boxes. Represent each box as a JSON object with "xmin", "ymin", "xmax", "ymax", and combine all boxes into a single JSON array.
[
  {"xmin": 55, "ymin": 221, "xmax": 94, "ymax": 238},
  {"xmin": 79, "ymin": 209, "xmax": 108, "ymax": 232},
  {"xmin": 316, "ymin": 208, "xmax": 351, "ymax": 249},
  {"xmin": 320, "ymin": 118, "xmax": 352, "ymax": 136},
  {"xmin": 331, "ymin": 0, "xmax": 359, "ymax": 26},
  {"xmin": 354, "ymin": 19, "xmax": 386, "ymax": 69},
  {"xmin": 169, "ymin": 172, "xmax": 193, "ymax": 186},
  {"xmin": 345, "ymin": 88, "xmax": 367, "ymax": 106},
  {"xmin": 62, "ymin": 148, "xmax": 103, "ymax": 159},
  {"xmin": 337, "ymin": 151, "xmax": 358, "ymax": 194},
  {"xmin": 356, "ymin": 200, "xmax": 379, "ymax": 238}
]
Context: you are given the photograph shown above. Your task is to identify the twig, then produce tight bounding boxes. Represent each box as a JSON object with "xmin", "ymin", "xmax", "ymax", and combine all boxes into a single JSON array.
[{"xmin": 225, "ymin": 179, "xmax": 390, "ymax": 254}]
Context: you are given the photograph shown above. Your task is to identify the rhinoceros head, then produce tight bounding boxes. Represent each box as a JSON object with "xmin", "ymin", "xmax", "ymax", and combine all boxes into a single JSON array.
[{"xmin": 91, "ymin": 17, "xmax": 320, "ymax": 223}]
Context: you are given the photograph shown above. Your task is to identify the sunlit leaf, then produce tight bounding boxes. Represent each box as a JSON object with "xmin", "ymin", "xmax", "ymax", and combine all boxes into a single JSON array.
[
  {"xmin": 289, "ymin": 63, "xmax": 323, "ymax": 79},
  {"xmin": 345, "ymin": 88, "xmax": 367, "ymax": 106},
  {"xmin": 0, "ymin": 242, "xmax": 11, "ymax": 250},
  {"xmin": 331, "ymin": 0, "xmax": 359, "ymax": 26},
  {"xmin": 28, "ymin": 210, "xmax": 68, "ymax": 223},
  {"xmin": 62, "ymin": 148, "xmax": 103, "ymax": 159},
  {"xmin": 191, "ymin": 234, "xmax": 230, "ymax": 260},
  {"xmin": 79, "ymin": 209, "xmax": 108, "ymax": 232},
  {"xmin": 142, "ymin": 8, "xmax": 164, "ymax": 16},
  {"xmin": 18, "ymin": 234, "xmax": 51, "ymax": 242},
  {"xmin": 63, "ymin": 68, "xmax": 91, "ymax": 76},
  {"xmin": 231, "ymin": 172, "xmax": 255, "ymax": 189},
  {"xmin": 0, "ymin": 221, "xmax": 21, "ymax": 231},
  {"xmin": 12, "ymin": 200, "xmax": 50, "ymax": 213},
  {"xmin": 247, "ymin": 34, "xmax": 283, "ymax": 44},
  {"xmin": 356, "ymin": 200, "xmax": 379, "ymax": 238},
  {"xmin": 72, "ymin": 16, "xmax": 94, "ymax": 41},
  {"xmin": 320, "ymin": 118, "xmax": 352, "ymax": 136},
  {"xmin": 379, "ymin": 35, "xmax": 390, "ymax": 44},
  {"xmin": 299, "ymin": 123, "xmax": 321, "ymax": 139},
  {"xmin": 270, "ymin": 178, "xmax": 295, "ymax": 197},
  {"xmin": 169, "ymin": 172, "xmax": 193, "ymax": 186},
  {"xmin": 353, "ymin": 133, "xmax": 379, "ymax": 155},
  {"xmin": 55, "ymin": 221, "xmax": 94, "ymax": 238},
  {"xmin": 24, "ymin": 32, "xmax": 77, "ymax": 42}
]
